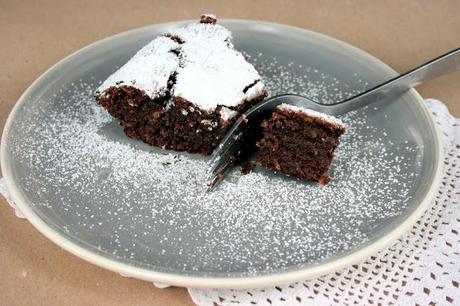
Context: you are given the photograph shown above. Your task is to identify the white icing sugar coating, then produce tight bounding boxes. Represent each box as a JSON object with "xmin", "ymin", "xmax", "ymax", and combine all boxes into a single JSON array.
[
  {"xmin": 97, "ymin": 19, "xmax": 265, "ymax": 112},
  {"xmin": 278, "ymin": 103, "xmax": 346, "ymax": 128},
  {"xmin": 98, "ymin": 37, "xmax": 179, "ymax": 98},
  {"xmin": 219, "ymin": 107, "xmax": 238, "ymax": 121}
]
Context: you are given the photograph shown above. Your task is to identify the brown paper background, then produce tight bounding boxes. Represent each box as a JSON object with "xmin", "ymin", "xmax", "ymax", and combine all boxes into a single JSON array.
[{"xmin": 1, "ymin": 1, "xmax": 459, "ymax": 305}]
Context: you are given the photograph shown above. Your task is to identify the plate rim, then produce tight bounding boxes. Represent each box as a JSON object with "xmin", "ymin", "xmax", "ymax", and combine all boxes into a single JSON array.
[{"xmin": 0, "ymin": 19, "xmax": 444, "ymax": 288}]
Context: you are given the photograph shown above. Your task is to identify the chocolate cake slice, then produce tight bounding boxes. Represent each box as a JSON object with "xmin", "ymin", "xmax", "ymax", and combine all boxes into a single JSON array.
[
  {"xmin": 255, "ymin": 104, "xmax": 346, "ymax": 185},
  {"xmin": 96, "ymin": 15, "xmax": 267, "ymax": 155}
]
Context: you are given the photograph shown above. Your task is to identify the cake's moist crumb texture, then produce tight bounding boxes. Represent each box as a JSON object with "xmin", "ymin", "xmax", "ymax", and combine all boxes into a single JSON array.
[
  {"xmin": 98, "ymin": 87, "xmax": 264, "ymax": 155},
  {"xmin": 256, "ymin": 105, "xmax": 346, "ymax": 184},
  {"xmin": 96, "ymin": 15, "xmax": 266, "ymax": 155}
]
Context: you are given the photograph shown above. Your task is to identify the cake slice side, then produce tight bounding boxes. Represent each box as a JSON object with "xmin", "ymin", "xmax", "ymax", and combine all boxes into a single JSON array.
[{"xmin": 256, "ymin": 104, "xmax": 346, "ymax": 185}]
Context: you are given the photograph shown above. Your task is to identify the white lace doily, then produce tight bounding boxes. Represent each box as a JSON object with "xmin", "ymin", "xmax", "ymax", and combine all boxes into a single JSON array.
[{"xmin": 2, "ymin": 99, "xmax": 459, "ymax": 305}]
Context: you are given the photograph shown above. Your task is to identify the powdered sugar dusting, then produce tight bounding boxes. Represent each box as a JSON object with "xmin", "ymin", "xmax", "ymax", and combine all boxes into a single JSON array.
[
  {"xmin": 278, "ymin": 103, "xmax": 345, "ymax": 128},
  {"xmin": 8, "ymin": 57, "xmax": 421, "ymax": 276},
  {"xmin": 219, "ymin": 107, "xmax": 238, "ymax": 122},
  {"xmin": 97, "ymin": 19, "xmax": 265, "ymax": 111},
  {"xmin": 97, "ymin": 37, "xmax": 179, "ymax": 98}
]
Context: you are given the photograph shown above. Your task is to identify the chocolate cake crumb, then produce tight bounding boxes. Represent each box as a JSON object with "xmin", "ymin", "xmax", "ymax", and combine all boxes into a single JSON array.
[
  {"xmin": 98, "ymin": 89, "xmax": 264, "ymax": 155},
  {"xmin": 256, "ymin": 104, "xmax": 346, "ymax": 184},
  {"xmin": 200, "ymin": 14, "xmax": 217, "ymax": 24}
]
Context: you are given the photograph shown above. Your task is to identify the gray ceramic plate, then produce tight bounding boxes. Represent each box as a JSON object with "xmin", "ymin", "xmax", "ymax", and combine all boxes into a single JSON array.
[{"xmin": 1, "ymin": 20, "xmax": 442, "ymax": 288}]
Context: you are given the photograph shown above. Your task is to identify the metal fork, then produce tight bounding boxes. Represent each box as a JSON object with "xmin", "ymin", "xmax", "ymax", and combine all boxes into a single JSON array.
[{"xmin": 207, "ymin": 48, "xmax": 460, "ymax": 189}]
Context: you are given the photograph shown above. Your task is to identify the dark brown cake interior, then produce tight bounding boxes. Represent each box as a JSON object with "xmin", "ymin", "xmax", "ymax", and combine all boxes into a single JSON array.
[
  {"xmin": 256, "ymin": 107, "xmax": 346, "ymax": 184},
  {"xmin": 97, "ymin": 86, "xmax": 265, "ymax": 155}
]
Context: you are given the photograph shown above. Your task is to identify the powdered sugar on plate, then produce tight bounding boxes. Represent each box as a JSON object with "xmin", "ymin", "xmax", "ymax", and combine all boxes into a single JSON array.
[{"xmin": 7, "ymin": 56, "xmax": 421, "ymax": 276}]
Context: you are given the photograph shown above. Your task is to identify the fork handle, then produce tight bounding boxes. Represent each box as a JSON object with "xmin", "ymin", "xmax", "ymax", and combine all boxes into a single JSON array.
[{"xmin": 331, "ymin": 48, "xmax": 460, "ymax": 115}]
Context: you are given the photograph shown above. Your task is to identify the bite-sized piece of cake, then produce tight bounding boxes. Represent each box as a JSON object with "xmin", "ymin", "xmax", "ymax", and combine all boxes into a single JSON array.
[
  {"xmin": 96, "ymin": 14, "xmax": 266, "ymax": 155},
  {"xmin": 256, "ymin": 104, "xmax": 346, "ymax": 185}
]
